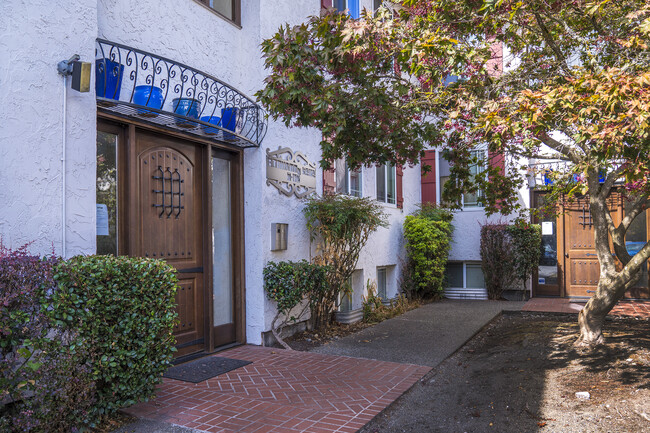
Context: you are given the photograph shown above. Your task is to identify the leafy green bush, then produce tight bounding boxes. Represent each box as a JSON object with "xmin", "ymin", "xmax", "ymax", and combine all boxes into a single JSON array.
[
  {"xmin": 304, "ymin": 195, "xmax": 386, "ymax": 329},
  {"xmin": 264, "ymin": 260, "xmax": 328, "ymax": 349},
  {"xmin": 480, "ymin": 224, "xmax": 513, "ymax": 300},
  {"xmin": 52, "ymin": 255, "xmax": 178, "ymax": 415},
  {"xmin": 403, "ymin": 215, "xmax": 452, "ymax": 298},
  {"xmin": 5, "ymin": 341, "xmax": 96, "ymax": 432},
  {"xmin": 1, "ymin": 243, "xmax": 95, "ymax": 432},
  {"xmin": 480, "ymin": 222, "xmax": 541, "ymax": 299},
  {"xmin": 413, "ymin": 202, "xmax": 454, "ymax": 223},
  {"xmin": 507, "ymin": 222, "xmax": 542, "ymax": 291}
]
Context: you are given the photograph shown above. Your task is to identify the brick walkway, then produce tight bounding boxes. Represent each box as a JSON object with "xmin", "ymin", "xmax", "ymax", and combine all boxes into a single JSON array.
[
  {"xmin": 123, "ymin": 346, "xmax": 430, "ymax": 433},
  {"xmin": 522, "ymin": 297, "xmax": 650, "ymax": 318}
]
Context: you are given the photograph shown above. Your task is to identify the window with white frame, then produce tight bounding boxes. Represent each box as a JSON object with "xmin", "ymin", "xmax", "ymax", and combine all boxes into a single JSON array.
[
  {"xmin": 445, "ymin": 262, "xmax": 485, "ymax": 288},
  {"xmin": 338, "ymin": 275, "xmax": 353, "ymax": 312},
  {"xmin": 335, "ymin": 158, "xmax": 362, "ymax": 197},
  {"xmin": 376, "ymin": 163, "xmax": 396, "ymax": 205},
  {"xmin": 439, "ymin": 149, "xmax": 486, "ymax": 208},
  {"xmin": 377, "ymin": 267, "xmax": 387, "ymax": 298},
  {"xmin": 334, "ymin": 0, "xmax": 360, "ymax": 18},
  {"xmin": 195, "ymin": 0, "xmax": 241, "ymax": 25}
]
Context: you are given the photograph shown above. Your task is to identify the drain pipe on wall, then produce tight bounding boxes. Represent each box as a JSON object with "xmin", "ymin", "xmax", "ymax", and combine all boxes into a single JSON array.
[
  {"xmin": 61, "ymin": 75, "xmax": 67, "ymax": 257},
  {"xmin": 57, "ymin": 55, "xmax": 80, "ymax": 258}
]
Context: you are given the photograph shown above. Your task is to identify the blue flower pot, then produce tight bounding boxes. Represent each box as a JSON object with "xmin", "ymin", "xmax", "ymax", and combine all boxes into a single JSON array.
[
  {"xmin": 133, "ymin": 85, "xmax": 164, "ymax": 117},
  {"xmin": 221, "ymin": 107, "xmax": 239, "ymax": 139},
  {"xmin": 200, "ymin": 116, "xmax": 221, "ymax": 135},
  {"xmin": 96, "ymin": 58, "xmax": 124, "ymax": 104},
  {"xmin": 173, "ymin": 98, "xmax": 201, "ymax": 128}
]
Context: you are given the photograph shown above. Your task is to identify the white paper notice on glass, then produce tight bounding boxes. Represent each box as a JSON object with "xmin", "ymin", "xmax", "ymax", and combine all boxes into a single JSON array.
[
  {"xmin": 542, "ymin": 221, "xmax": 553, "ymax": 236},
  {"xmin": 96, "ymin": 204, "xmax": 109, "ymax": 236}
]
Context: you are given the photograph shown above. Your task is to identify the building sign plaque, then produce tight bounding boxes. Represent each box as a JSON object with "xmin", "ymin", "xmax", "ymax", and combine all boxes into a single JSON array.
[{"xmin": 266, "ymin": 147, "xmax": 317, "ymax": 198}]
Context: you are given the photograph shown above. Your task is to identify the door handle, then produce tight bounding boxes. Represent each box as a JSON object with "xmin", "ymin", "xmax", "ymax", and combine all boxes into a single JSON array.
[{"xmin": 565, "ymin": 253, "xmax": 569, "ymax": 258}]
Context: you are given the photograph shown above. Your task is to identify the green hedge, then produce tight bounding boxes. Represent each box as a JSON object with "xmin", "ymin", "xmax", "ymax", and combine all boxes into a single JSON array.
[
  {"xmin": 403, "ymin": 215, "xmax": 452, "ymax": 297},
  {"xmin": 52, "ymin": 255, "xmax": 178, "ymax": 415},
  {"xmin": 264, "ymin": 260, "xmax": 329, "ymax": 317},
  {"xmin": 480, "ymin": 222, "xmax": 541, "ymax": 299}
]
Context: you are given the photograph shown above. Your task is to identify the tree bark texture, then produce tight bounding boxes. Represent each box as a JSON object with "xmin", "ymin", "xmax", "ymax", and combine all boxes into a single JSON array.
[{"xmin": 576, "ymin": 180, "xmax": 647, "ymax": 346}]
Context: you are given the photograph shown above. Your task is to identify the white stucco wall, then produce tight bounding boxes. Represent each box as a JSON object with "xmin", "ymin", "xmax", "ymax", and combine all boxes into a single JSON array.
[
  {"xmin": 0, "ymin": 0, "xmax": 98, "ymax": 257},
  {"xmin": 2, "ymin": 0, "xmax": 425, "ymax": 346}
]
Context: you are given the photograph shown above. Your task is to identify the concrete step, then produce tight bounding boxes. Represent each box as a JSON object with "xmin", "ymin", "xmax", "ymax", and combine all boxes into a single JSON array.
[{"xmin": 444, "ymin": 287, "xmax": 488, "ymax": 300}]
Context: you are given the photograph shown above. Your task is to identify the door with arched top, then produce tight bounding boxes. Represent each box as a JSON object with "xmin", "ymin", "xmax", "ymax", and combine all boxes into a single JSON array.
[{"xmin": 132, "ymin": 130, "xmax": 206, "ymax": 357}]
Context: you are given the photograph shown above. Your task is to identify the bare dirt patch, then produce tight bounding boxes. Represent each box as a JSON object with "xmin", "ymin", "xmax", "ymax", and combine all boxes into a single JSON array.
[
  {"xmin": 284, "ymin": 320, "xmax": 375, "ymax": 351},
  {"xmin": 360, "ymin": 312, "xmax": 650, "ymax": 433},
  {"xmin": 283, "ymin": 298, "xmax": 426, "ymax": 351}
]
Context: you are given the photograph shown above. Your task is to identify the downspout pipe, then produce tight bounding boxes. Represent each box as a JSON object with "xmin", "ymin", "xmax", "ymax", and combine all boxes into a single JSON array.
[
  {"xmin": 61, "ymin": 76, "xmax": 67, "ymax": 258},
  {"xmin": 57, "ymin": 55, "xmax": 79, "ymax": 258}
]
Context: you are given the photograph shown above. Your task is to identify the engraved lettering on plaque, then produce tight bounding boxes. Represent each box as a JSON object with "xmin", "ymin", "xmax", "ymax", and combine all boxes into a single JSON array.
[{"xmin": 266, "ymin": 147, "xmax": 317, "ymax": 198}]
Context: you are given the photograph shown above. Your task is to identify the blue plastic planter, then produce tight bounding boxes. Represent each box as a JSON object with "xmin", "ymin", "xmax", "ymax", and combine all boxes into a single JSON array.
[
  {"xmin": 200, "ymin": 116, "xmax": 221, "ymax": 135},
  {"xmin": 133, "ymin": 85, "xmax": 164, "ymax": 117},
  {"xmin": 221, "ymin": 107, "xmax": 238, "ymax": 139},
  {"xmin": 96, "ymin": 58, "xmax": 124, "ymax": 102},
  {"xmin": 173, "ymin": 98, "xmax": 201, "ymax": 127}
]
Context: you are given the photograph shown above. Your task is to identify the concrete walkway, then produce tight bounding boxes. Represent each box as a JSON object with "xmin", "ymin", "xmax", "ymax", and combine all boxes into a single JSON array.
[
  {"xmin": 522, "ymin": 297, "xmax": 650, "ymax": 318},
  {"xmin": 113, "ymin": 299, "xmax": 524, "ymax": 433},
  {"xmin": 311, "ymin": 299, "xmax": 525, "ymax": 367}
]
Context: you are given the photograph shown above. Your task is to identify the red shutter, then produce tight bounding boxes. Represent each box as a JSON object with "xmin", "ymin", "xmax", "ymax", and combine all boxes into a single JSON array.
[
  {"xmin": 420, "ymin": 150, "xmax": 437, "ymax": 205},
  {"xmin": 321, "ymin": 0, "xmax": 333, "ymax": 9},
  {"xmin": 486, "ymin": 39, "xmax": 503, "ymax": 78},
  {"xmin": 323, "ymin": 160, "xmax": 336, "ymax": 195},
  {"xmin": 396, "ymin": 165, "xmax": 404, "ymax": 209},
  {"xmin": 489, "ymin": 151, "xmax": 505, "ymax": 175},
  {"xmin": 489, "ymin": 151, "xmax": 505, "ymax": 209}
]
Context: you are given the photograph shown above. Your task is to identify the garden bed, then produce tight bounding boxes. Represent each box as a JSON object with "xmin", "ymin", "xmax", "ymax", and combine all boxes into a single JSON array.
[{"xmin": 360, "ymin": 312, "xmax": 650, "ymax": 433}]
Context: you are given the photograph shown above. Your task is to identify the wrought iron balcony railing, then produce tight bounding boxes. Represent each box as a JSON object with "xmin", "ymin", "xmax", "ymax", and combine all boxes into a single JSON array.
[{"xmin": 95, "ymin": 39, "xmax": 267, "ymax": 148}]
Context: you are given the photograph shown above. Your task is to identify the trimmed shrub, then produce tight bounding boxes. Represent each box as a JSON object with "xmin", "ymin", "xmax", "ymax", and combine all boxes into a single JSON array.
[
  {"xmin": 51, "ymin": 255, "xmax": 178, "ymax": 415},
  {"xmin": 1, "ymin": 243, "xmax": 95, "ymax": 432},
  {"xmin": 507, "ymin": 222, "xmax": 542, "ymax": 292},
  {"xmin": 304, "ymin": 195, "xmax": 387, "ymax": 329},
  {"xmin": 413, "ymin": 202, "xmax": 453, "ymax": 223},
  {"xmin": 403, "ymin": 215, "xmax": 452, "ymax": 298},
  {"xmin": 263, "ymin": 260, "xmax": 329, "ymax": 349},
  {"xmin": 480, "ymin": 224, "xmax": 514, "ymax": 300},
  {"xmin": 5, "ymin": 342, "xmax": 96, "ymax": 432},
  {"xmin": 480, "ymin": 222, "xmax": 541, "ymax": 299}
]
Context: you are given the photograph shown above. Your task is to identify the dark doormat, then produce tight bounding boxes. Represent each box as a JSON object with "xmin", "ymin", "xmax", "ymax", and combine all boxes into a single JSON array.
[{"xmin": 163, "ymin": 356, "xmax": 251, "ymax": 383}]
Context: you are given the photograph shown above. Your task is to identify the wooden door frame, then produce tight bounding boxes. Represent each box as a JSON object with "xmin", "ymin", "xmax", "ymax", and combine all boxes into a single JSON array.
[
  {"xmin": 530, "ymin": 190, "xmax": 563, "ymax": 297},
  {"xmin": 531, "ymin": 188, "xmax": 649, "ymax": 299},
  {"xmin": 203, "ymin": 146, "xmax": 247, "ymax": 352},
  {"xmin": 98, "ymin": 114, "xmax": 247, "ymax": 354}
]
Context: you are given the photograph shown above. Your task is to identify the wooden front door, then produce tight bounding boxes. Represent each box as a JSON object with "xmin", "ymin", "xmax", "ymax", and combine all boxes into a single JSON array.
[
  {"xmin": 563, "ymin": 194, "xmax": 621, "ymax": 297},
  {"xmin": 131, "ymin": 130, "xmax": 206, "ymax": 357}
]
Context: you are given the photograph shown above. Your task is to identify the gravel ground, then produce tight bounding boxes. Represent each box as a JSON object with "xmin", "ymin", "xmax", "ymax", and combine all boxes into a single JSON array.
[{"xmin": 360, "ymin": 313, "xmax": 650, "ymax": 433}]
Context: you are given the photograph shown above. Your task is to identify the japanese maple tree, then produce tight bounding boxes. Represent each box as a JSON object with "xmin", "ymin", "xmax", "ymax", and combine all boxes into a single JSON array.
[{"xmin": 257, "ymin": 0, "xmax": 650, "ymax": 345}]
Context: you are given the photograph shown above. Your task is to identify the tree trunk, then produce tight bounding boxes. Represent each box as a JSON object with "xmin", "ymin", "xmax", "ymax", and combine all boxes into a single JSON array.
[
  {"xmin": 576, "ymin": 275, "xmax": 633, "ymax": 346},
  {"xmin": 270, "ymin": 313, "xmax": 292, "ymax": 350},
  {"xmin": 577, "ymin": 296, "xmax": 608, "ymax": 346}
]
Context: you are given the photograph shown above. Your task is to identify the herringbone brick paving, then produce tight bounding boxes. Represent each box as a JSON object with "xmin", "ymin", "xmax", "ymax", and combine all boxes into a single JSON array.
[{"xmin": 123, "ymin": 345, "xmax": 431, "ymax": 433}]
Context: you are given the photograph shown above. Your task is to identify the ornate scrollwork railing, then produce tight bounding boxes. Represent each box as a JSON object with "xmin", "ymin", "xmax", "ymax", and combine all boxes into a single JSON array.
[{"xmin": 95, "ymin": 39, "xmax": 267, "ymax": 148}]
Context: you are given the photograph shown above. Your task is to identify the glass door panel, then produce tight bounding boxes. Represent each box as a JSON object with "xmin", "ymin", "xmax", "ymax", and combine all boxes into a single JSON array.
[
  {"xmin": 533, "ymin": 193, "xmax": 561, "ymax": 296},
  {"xmin": 212, "ymin": 157, "xmax": 233, "ymax": 329},
  {"xmin": 96, "ymin": 131, "xmax": 118, "ymax": 255},
  {"xmin": 625, "ymin": 201, "xmax": 649, "ymax": 295}
]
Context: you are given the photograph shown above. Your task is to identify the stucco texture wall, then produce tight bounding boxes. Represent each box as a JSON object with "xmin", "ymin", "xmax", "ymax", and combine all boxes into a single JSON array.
[
  {"xmin": 0, "ymin": 0, "xmax": 98, "ymax": 257},
  {"xmin": 2, "ymin": 0, "xmax": 420, "ymax": 346}
]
